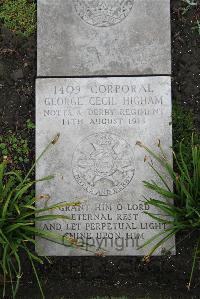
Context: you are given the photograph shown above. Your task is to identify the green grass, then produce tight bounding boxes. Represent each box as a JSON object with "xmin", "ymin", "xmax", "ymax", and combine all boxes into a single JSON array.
[
  {"xmin": 137, "ymin": 134, "xmax": 200, "ymax": 289},
  {"xmin": 0, "ymin": 119, "xmax": 35, "ymax": 172},
  {"xmin": 182, "ymin": 0, "xmax": 198, "ymax": 14},
  {"xmin": 0, "ymin": 0, "xmax": 36, "ymax": 37},
  {"xmin": 172, "ymin": 104, "xmax": 199, "ymax": 171},
  {"xmin": 181, "ymin": 0, "xmax": 200, "ymax": 35}
]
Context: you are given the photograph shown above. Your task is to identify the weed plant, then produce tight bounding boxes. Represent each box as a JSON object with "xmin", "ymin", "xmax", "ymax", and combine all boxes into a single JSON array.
[
  {"xmin": 0, "ymin": 134, "xmax": 83, "ymax": 298},
  {"xmin": 137, "ymin": 135, "xmax": 200, "ymax": 289}
]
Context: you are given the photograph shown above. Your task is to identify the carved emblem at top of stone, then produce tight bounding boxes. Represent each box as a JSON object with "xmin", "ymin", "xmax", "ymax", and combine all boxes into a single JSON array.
[{"xmin": 73, "ymin": 0, "xmax": 135, "ymax": 27}]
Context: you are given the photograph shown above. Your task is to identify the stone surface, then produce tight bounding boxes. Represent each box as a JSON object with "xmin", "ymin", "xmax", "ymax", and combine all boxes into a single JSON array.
[
  {"xmin": 36, "ymin": 76, "xmax": 175, "ymax": 256},
  {"xmin": 37, "ymin": 0, "xmax": 171, "ymax": 76}
]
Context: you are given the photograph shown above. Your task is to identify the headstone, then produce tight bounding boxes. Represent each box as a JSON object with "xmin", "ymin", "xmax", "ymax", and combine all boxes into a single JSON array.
[
  {"xmin": 37, "ymin": 0, "xmax": 171, "ymax": 76},
  {"xmin": 36, "ymin": 0, "xmax": 174, "ymax": 256},
  {"xmin": 36, "ymin": 76, "xmax": 174, "ymax": 256}
]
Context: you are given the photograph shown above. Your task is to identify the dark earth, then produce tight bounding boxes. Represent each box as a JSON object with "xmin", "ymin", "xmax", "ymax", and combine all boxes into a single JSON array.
[{"xmin": 0, "ymin": 0, "xmax": 200, "ymax": 298}]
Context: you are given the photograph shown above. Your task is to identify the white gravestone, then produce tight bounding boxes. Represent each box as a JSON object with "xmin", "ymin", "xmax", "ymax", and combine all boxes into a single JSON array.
[
  {"xmin": 36, "ymin": 76, "xmax": 175, "ymax": 256},
  {"xmin": 37, "ymin": 0, "xmax": 171, "ymax": 77}
]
